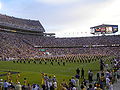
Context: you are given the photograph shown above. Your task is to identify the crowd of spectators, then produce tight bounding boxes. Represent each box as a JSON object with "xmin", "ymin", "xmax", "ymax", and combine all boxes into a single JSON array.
[
  {"xmin": 0, "ymin": 72, "xmax": 57, "ymax": 90},
  {"xmin": 0, "ymin": 29, "xmax": 120, "ymax": 60},
  {"xmin": 0, "ymin": 31, "xmax": 43, "ymax": 59},
  {"xmin": 0, "ymin": 14, "xmax": 44, "ymax": 32},
  {"xmin": 0, "ymin": 13, "xmax": 120, "ymax": 60},
  {"xmin": 0, "ymin": 13, "xmax": 120, "ymax": 90},
  {"xmin": 60, "ymin": 58, "xmax": 120, "ymax": 90}
]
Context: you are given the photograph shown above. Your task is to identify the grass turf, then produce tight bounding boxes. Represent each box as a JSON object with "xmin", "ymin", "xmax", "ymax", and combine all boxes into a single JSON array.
[{"xmin": 0, "ymin": 60, "xmax": 100, "ymax": 88}]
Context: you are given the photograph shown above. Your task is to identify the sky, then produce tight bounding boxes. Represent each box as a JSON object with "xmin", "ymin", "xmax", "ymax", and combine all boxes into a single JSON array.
[{"xmin": 0, "ymin": 0, "xmax": 120, "ymax": 37}]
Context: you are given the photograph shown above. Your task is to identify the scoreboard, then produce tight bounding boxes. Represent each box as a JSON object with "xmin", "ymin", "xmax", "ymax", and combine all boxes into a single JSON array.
[{"xmin": 90, "ymin": 24, "xmax": 118, "ymax": 34}]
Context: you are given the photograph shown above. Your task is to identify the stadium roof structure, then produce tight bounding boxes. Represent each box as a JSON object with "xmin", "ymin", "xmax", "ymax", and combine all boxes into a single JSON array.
[{"xmin": 0, "ymin": 13, "xmax": 45, "ymax": 32}]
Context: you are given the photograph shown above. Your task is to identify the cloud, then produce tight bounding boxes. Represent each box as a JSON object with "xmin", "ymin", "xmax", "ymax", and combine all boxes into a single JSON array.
[
  {"xmin": 0, "ymin": 0, "xmax": 120, "ymax": 37},
  {"xmin": 90, "ymin": 0, "xmax": 120, "ymax": 26},
  {"xmin": 35, "ymin": 0, "xmax": 79, "ymax": 4},
  {"xmin": 44, "ymin": 0, "xmax": 120, "ymax": 37},
  {"xmin": 44, "ymin": 0, "xmax": 110, "ymax": 32},
  {"xmin": 0, "ymin": 2, "xmax": 2, "ymax": 9},
  {"xmin": 35, "ymin": 0, "xmax": 109, "ymax": 5}
]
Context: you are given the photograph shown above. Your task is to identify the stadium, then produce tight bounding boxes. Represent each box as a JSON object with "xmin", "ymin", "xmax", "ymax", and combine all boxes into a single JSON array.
[{"xmin": 0, "ymin": 13, "xmax": 120, "ymax": 90}]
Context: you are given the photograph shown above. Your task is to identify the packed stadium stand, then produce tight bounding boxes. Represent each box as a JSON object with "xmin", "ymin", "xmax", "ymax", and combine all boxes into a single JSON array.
[
  {"xmin": 0, "ymin": 13, "xmax": 45, "ymax": 32},
  {"xmin": 0, "ymin": 13, "xmax": 120, "ymax": 60}
]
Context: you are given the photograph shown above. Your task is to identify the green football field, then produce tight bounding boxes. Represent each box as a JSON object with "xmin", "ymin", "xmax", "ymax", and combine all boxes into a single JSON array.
[{"xmin": 0, "ymin": 57, "xmax": 111, "ymax": 89}]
